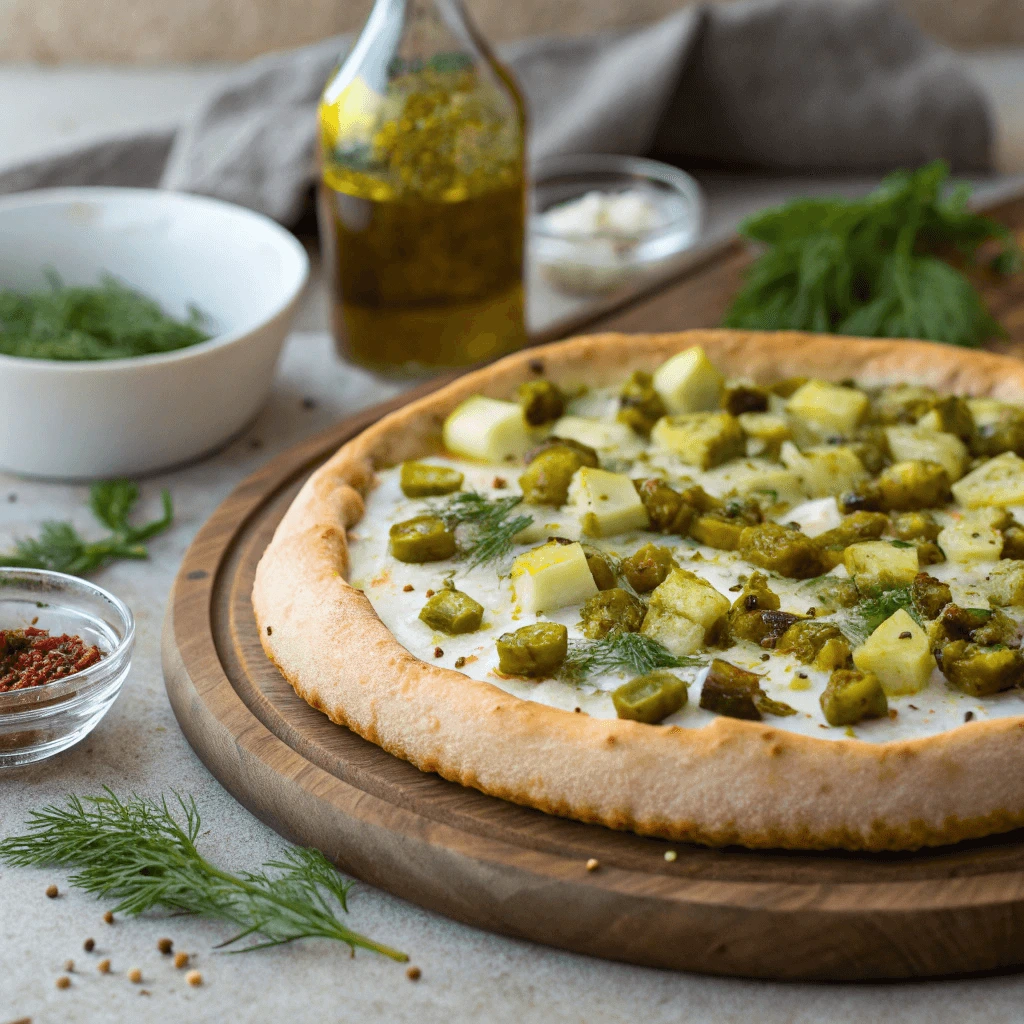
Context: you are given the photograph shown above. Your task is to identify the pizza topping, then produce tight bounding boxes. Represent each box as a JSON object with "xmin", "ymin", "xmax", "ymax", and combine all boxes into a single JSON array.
[
  {"xmin": 579, "ymin": 589, "xmax": 645, "ymax": 640},
  {"xmin": 389, "ymin": 515, "xmax": 457, "ymax": 563},
  {"xmin": 699, "ymin": 660, "xmax": 764, "ymax": 721},
  {"xmin": 737, "ymin": 522, "xmax": 821, "ymax": 579},
  {"xmin": 617, "ymin": 371, "xmax": 667, "ymax": 437},
  {"xmin": 651, "ymin": 345, "xmax": 724, "ymax": 414},
  {"xmin": 843, "ymin": 540, "xmax": 919, "ymax": 591},
  {"xmin": 419, "ymin": 585, "xmax": 484, "ymax": 635},
  {"xmin": 569, "ymin": 467, "xmax": 650, "ymax": 538},
  {"xmin": 910, "ymin": 572, "xmax": 952, "ymax": 620},
  {"xmin": 511, "ymin": 541, "xmax": 598, "ymax": 614},
  {"xmin": 583, "ymin": 548, "xmax": 617, "ymax": 590},
  {"xmin": 852, "ymin": 609, "xmax": 935, "ymax": 696},
  {"xmin": 618, "ymin": 543, "xmax": 676, "ymax": 593},
  {"xmin": 787, "ymin": 380, "xmax": 870, "ymax": 437},
  {"xmin": 651, "ymin": 412, "xmax": 745, "ymax": 471},
  {"xmin": 820, "ymin": 669, "xmax": 888, "ymax": 727},
  {"xmin": 775, "ymin": 621, "xmax": 846, "ymax": 665},
  {"xmin": 496, "ymin": 622, "xmax": 568, "ymax": 677},
  {"xmin": 519, "ymin": 444, "xmax": 592, "ymax": 506},
  {"xmin": 399, "ymin": 461, "xmax": 464, "ymax": 498},
  {"xmin": 641, "ymin": 569, "xmax": 729, "ymax": 657},
  {"xmin": 938, "ymin": 642, "xmax": 1024, "ymax": 697},
  {"xmin": 442, "ymin": 396, "xmax": 533, "ymax": 462},
  {"xmin": 517, "ymin": 380, "xmax": 566, "ymax": 426},
  {"xmin": 612, "ymin": 670, "xmax": 688, "ymax": 724},
  {"xmin": 432, "ymin": 492, "xmax": 533, "ymax": 567}
]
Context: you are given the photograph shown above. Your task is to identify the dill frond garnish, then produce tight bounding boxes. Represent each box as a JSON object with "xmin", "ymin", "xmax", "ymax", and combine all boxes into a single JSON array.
[
  {"xmin": 560, "ymin": 630, "xmax": 703, "ymax": 684},
  {"xmin": 0, "ymin": 271, "xmax": 210, "ymax": 361},
  {"xmin": 0, "ymin": 480, "xmax": 173, "ymax": 576},
  {"xmin": 0, "ymin": 790, "xmax": 406, "ymax": 960},
  {"xmin": 432, "ymin": 491, "xmax": 532, "ymax": 568},
  {"xmin": 839, "ymin": 586, "xmax": 921, "ymax": 644}
]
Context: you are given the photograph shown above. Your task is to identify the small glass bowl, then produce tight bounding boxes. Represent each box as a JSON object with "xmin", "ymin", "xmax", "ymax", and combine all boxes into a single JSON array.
[
  {"xmin": 531, "ymin": 153, "xmax": 704, "ymax": 296},
  {"xmin": 0, "ymin": 569, "xmax": 134, "ymax": 768}
]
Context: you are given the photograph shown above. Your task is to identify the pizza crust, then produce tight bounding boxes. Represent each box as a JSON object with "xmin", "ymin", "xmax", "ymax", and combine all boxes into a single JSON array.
[{"xmin": 253, "ymin": 330, "xmax": 1024, "ymax": 850}]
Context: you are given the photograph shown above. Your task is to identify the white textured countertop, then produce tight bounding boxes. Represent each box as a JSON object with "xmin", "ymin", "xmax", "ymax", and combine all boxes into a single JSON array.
[{"xmin": 3, "ymin": 331, "xmax": 1024, "ymax": 1024}]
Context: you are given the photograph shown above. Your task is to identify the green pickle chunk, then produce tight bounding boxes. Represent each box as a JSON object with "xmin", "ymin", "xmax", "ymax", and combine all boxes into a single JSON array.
[
  {"xmin": 619, "ymin": 543, "xmax": 676, "ymax": 593},
  {"xmin": 518, "ymin": 380, "xmax": 565, "ymax": 426},
  {"xmin": 617, "ymin": 371, "xmax": 667, "ymax": 437},
  {"xmin": 584, "ymin": 549, "xmax": 617, "ymax": 590},
  {"xmin": 613, "ymin": 670, "xmax": 688, "ymax": 724},
  {"xmin": 400, "ymin": 461, "xmax": 464, "ymax": 498},
  {"xmin": 389, "ymin": 515, "xmax": 457, "ymax": 563},
  {"xmin": 579, "ymin": 588, "xmax": 645, "ymax": 640},
  {"xmin": 699, "ymin": 659, "xmax": 764, "ymax": 721},
  {"xmin": 419, "ymin": 587, "xmax": 484, "ymax": 634},
  {"xmin": 519, "ymin": 444, "xmax": 588, "ymax": 507},
  {"xmin": 820, "ymin": 669, "xmax": 888, "ymax": 727},
  {"xmin": 938, "ymin": 641, "xmax": 1024, "ymax": 697},
  {"xmin": 496, "ymin": 622, "xmax": 568, "ymax": 677}
]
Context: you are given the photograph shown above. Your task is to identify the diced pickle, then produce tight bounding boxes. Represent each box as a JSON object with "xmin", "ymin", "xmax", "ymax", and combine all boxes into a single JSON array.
[
  {"xmin": 939, "ymin": 641, "xmax": 1024, "ymax": 696},
  {"xmin": 723, "ymin": 385, "xmax": 769, "ymax": 416},
  {"xmin": 584, "ymin": 550, "xmax": 617, "ymax": 590},
  {"xmin": 820, "ymin": 669, "xmax": 888, "ymax": 726},
  {"xmin": 805, "ymin": 575, "xmax": 861, "ymax": 612},
  {"xmin": 525, "ymin": 436, "xmax": 600, "ymax": 469},
  {"xmin": 699, "ymin": 659, "xmax": 764, "ymax": 720},
  {"xmin": 727, "ymin": 573, "xmax": 783, "ymax": 645},
  {"xmin": 876, "ymin": 460, "xmax": 952, "ymax": 511},
  {"xmin": 776, "ymin": 620, "xmax": 845, "ymax": 663},
  {"xmin": 518, "ymin": 380, "xmax": 565, "ymax": 426},
  {"xmin": 399, "ymin": 461, "xmax": 465, "ymax": 498},
  {"xmin": 814, "ymin": 511, "xmax": 888, "ymax": 569},
  {"xmin": 892, "ymin": 511, "xmax": 941, "ymax": 543},
  {"xmin": 419, "ymin": 587, "xmax": 484, "ymax": 634},
  {"xmin": 871, "ymin": 384, "xmax": 939, "ymax": 425},
  {"xmin": 519, "ymin": 445, "xmax": 587, "ymax": 506},
  {"xmin": 932, "ymin": 604, "xmax": 1013, "ymax": 646},
  {"xmin": 579, "ymin": 588, "xmax": 646, "ymax": 639},
  {"xmin": 969, "ymin": 404, "xmax": 1024, "ymax": 458},
  {"xmin": 691, "ymin": 515, "xmax": 745, "ymax": 551},
  {"xmin": 650, "ymin": 412, "xmax": 745, "ymax": 470},
  {"xmin": 737, "ymin": 522, "xmax": 821, "ymax": 579},
  {"xmin": 619, "ymin": 543, "xmax": 676, "ymax": 593},
  {"xmin": 495, "ymin": 622, "xmax": 568, "ymax": 677},
  {"xmin": 617, "ymin": 370, "xmax": 667, "ymax": 437},
  {"xmin": 389, "ymin": 515, "xmax": 457, "ymax": 563},
  {"xmin": 612, "ymin": 670, "xmax": 688, "ymax": 724},
  {"xmin": 1003, "ymin": 524, "xmax": 1024, "ymax": 560},
  {"xmin": 755, "ymin": 693, "xmax": 797, "ymax": 717},
  {"xmin": 813, "ymin": 636, "xmax": 853, "ymax": 672},
  {"xmin": 923, "ymin": 395, "xmax": 976, "ymax": 442},
  {"xmin": 633, "ymin": 478, "xmax": 698, "ymax": 535},
  {"xmin": 910, "ymin": 572, "xmax": 952, "ymax": 620},
  {"xmin": 770, "ymin": 376, "xmax": 808, "ymax": 399}
]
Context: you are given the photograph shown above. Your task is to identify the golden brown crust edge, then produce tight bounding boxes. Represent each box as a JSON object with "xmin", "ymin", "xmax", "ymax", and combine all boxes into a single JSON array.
[{"xmin": 253, "ymin": 329, "xmax": 1024, "ymax": 851}]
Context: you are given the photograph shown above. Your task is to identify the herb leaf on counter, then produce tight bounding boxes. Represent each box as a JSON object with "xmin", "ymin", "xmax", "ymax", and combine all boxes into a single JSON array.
[
  {"xmin": 0, "ymin": 790, "xmax": 406, "ymax": 960},
  {"xmin": 560, "ymin": 630, "xmax": 702, "ymax": 684},
  {"xmin": 0, "ymin": 480, "xmax": 173, "ymax": 576},
  {"xmin": 722, "ymin": 161, "xmax": 1021, "ymax": 348},
  {"xmin": 432, "ymin": 491, "xmax": 532, "ymax": 568}
]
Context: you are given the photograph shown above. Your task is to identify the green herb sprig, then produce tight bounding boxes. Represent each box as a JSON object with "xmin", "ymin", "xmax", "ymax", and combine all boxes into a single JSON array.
[
  {"xmin": 723, "ymin": 161, "xmax": 1021, "ymax": 348},
  {"xmin": 0, "ymin": 480, "xmax": 173, "ymax": 576},
  {"xmin": 432, "ymin": 491, "xmax": 532, "ymax": 568},
  {"xmin": 0, "ymin": 271, "xmax": 210, "ymax": 362},
  {"xmin": 560, "ymin": 630, "xmax": 702, "ymax": 684},
  {"xmin": 840, "ymin": 586, "xmax": 921, "ymax": 645},
  {"xmin": 0, "ymin": 790, "xmax": 406, "ymax": 960}
]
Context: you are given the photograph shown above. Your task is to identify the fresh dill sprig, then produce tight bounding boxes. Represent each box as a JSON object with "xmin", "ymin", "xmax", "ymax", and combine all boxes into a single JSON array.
[
  {"xmin": 560, "ymin": 630, "xmax": 702, "ymax": 684},
  {"xmin": 0, "ymin": 480, "xmax": 172, "ymax": 577},
  {"xmin": 839, "ymin": 586, "xmax": 921, "ymax": 644},
  {"xmin": 0, "ymin": 790, "xmax": 406, "ymax": 960},
  {"xmin": 432, "ymin": 491, "xmax": 532, "ymax": 568},
  {"xmin": 0, "ymin": 271, "xmax": 210, "ymax": 362}
]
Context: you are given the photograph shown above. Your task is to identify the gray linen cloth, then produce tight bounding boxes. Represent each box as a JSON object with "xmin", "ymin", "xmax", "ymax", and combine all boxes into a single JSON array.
[{"xmin": 0, "ymin": 0, "xmax": 991, "ymax": 226}]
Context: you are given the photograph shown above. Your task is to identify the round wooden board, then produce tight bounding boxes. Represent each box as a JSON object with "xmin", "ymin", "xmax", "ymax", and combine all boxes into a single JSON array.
[{"xmin": 163, "ymin": 387, "xmax": 1024, "ymax": 982}]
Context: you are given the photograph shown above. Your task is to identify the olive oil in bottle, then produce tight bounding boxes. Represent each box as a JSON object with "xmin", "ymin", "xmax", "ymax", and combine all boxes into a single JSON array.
[{"xmin": 317, "ymin": 0, "xmax": 527, "ymax": 377}]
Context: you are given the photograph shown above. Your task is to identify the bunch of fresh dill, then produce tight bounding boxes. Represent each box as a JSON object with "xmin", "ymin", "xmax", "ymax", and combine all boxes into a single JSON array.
[
  {"xmin": 432, "ymin": 491, "xmax": 532, "ymax": 568},
  {"xmin": 560, "ymin": 630, "xmax": 701, "ymax": 684},
  {"xmin": 0, "ymin": 790, "xmax": 406, "ymax": 959},
  {"xmin": 0, "ymin": 271, "xmax": 210, "ymax": 361},
  {"xmin": 723, "ymin": 161, "xmax": 1020, "ymax": 348},
  {"xmin": 0, "ymin": 479, "xmax": 173, "ymax": 576}
]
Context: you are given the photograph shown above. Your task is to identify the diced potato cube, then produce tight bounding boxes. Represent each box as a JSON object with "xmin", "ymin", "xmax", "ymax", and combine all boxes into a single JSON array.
[
  {"xmin": 951, "ymin": 452, "xmax": 1024, "ymax": 507},
  {"xmin": 702, "ymin": 460, "xmax": 804, "ymax": 505},
  {"xmin": 885, "ymin": 425, "xmax": 968, "ymax": 483},
  {"xmin": 443, "ymin": 396, "xmax": 532, "ymax": 462},
  {"xmin": 650, "ymin": 412, "xmax": 744, "ymax": 470},
  {"xmin": 938, "ymin": 509, "xmax": 1005, "ymax": 564},
  {"xmin": 985, "ymin": 560, "xmax": 1024, "ymax": 607},
  {"xmin": 512, "ymin": 508, "xmax": 580, "ymax": 545},
  {"xmin": 787, "ymin": 380, "xmax": 869, "ymax": 436},
  {"xmin": 510, "ymin": 540, "xmax": 598, "ymax": 614},
  {"xmin": 641, "ymin": 568, "xmax": 730, "ymax": 655},
  {"xmin": 852, "ymin": 608, "xmax": 936, "ymax": 696},
  {"xmin": 738, "ymin": 412, "xmax": 792, "ymax": 456},
  {"xmin": 652, "ymin": 346, "xmax": 724, "ymax": 414},
  {"xmin": 780, "ymin": 441, "xmax": 869, "ymax": 499},
  {"xmin": 550, "ymin": 415, "xmax": 645, "ymax": 459},
  {"xmin": 966, "ymin": 397, "xmax": 1005, "ymax": 430},
  {"xmin": 843, "ymin": 540, "xmax": 919, "ymax": 590},
  {"xmin": 568, "ymin": 467, "xmax": 649, "ymax": 537}
]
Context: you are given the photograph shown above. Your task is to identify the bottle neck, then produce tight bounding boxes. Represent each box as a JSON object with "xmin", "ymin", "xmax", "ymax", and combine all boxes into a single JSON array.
[{"xmin": 364, "ymin": 0, "xmax": 481, "ymax": 59}]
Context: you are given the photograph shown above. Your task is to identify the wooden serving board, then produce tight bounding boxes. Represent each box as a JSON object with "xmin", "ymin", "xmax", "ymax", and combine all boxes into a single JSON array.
[{"xmin": 164, "ymin": 391, "xmax": 1024, "ymax": 982}]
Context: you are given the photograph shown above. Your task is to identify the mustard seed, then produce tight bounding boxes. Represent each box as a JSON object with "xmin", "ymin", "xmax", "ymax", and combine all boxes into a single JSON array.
[
  {"xmin": 585, "ymin": 857, "xmax": 600, "ymax": 872},
  {"xmin": 98, "ymin": 959, "xmax": 111, "ymax": 974},
  {"xmin": 174, "ymin": 951, "xmax": 190, "ymax": 969},
  {"xmin": 157, "ymin": 937, "xmax": 173, "ymax": 955},
  {"xmin": 128, "ymin": 967, "xmax": 142, "ymax": 984},
  {"xmin": 103, "ymin": 910, "xmax": 114, "ymax": 925},
  {"xmin": 83, "ymin": 937, "xmax": 95, "ymax": 952},
  {"xmin": 186, "ymin": 969, "xmax": 203, "ymax": 987},
  {"xmin": 56, "ymin": 975, "xmax": 71, "ymax": 990},
  {"xmin": 64, "ymin": 959, "xmax": 75, "ymax": 972},
  {"xmin": 406, "ymin": 965, "xmax": 422, "ymax": 981},
  {"xmin": 45, "ymin": 884, "xmax": 59, "ymax": 898}
]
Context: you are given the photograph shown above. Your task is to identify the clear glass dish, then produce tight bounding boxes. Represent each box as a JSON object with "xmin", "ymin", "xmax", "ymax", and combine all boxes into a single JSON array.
[
  {"xmin": 531, "ymin": 153, "xmax": 704, "ymax": 296},
  {"xmin": 0, "ymin": 569, "xmax": 134, "ymax": 768}
]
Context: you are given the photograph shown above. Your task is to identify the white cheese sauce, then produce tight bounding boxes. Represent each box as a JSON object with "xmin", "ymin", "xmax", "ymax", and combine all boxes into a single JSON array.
[{"xmin": 347, "ymin": 392, "xmax": 1024, "ymax": 744}]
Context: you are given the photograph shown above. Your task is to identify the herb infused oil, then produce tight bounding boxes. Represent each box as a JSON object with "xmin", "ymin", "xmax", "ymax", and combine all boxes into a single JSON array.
[{"xmin": 318, "ymin": 0, "xmax": 527, "ymax": 377}]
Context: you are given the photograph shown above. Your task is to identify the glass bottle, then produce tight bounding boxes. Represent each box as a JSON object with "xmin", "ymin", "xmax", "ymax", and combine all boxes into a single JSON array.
[{"xmin": 317, "ymin": 0, "xmax": 527, "ymax": 377}]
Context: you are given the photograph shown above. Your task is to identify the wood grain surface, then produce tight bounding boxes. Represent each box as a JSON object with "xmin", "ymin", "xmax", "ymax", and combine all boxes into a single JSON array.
[{"xmin": 162, "ymin": 193, "xmax": 1024, "ymax": 980}]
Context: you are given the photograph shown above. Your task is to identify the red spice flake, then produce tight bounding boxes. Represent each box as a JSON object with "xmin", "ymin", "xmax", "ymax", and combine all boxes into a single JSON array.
[{"xmin": 0, "ymin": 627, "xmax": 103, "ymax": 693}]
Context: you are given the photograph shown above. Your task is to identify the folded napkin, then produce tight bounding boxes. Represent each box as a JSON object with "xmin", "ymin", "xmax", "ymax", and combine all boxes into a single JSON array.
[{"xmin": 0, "ymin": 0, "xmax": 991, "ymax": 226}]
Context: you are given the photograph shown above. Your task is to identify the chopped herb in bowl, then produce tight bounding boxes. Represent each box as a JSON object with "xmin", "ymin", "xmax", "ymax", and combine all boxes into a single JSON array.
[{"xmin": 0, "ymin": 271, "xmax": 211, "ymax": 361}]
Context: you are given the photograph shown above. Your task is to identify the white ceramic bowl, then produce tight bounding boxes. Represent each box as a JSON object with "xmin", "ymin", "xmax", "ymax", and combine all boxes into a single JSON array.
[{"xmin": 0, "ymin": 187, "xmax": 309, "ymax": 479}]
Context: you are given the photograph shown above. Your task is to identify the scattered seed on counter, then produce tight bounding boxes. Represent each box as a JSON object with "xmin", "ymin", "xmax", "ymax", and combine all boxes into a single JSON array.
[
  {"xmin": 64, "ymin": 960, "xmax": 74, "ymax": 972},
  {"xmin": 157, "ymin": 937, "xmax": 173, "ymax": 955},
  {"xmin": 128, "ymin": 968, "xmax": 142, "ymax": 984},
  {"xmin": 103, "ymin": 911, "xmax": 114, "ymax": 925},
  {"xmin": 45, "ymin": 884, "xmax": 59, "ymax": 898},
  {"xmin": 174, "ymin": 951, "xmax": 190, "ymax": 969},
  {"xmin": 406, "ymin": 966, "xmax": 422, "ymax": 981},
  {"xmin": 585, "ymin": 858, "xmax": 600, "ymax": 872},
  {"xmin": 83, "ymin": 938, "xmax": 95, "ymax": 952},
  {"xmin": 56, "ymin": 975, "xmax": 71, "ymax": 990},
  {"xmin": 98, "ymin": 959, "xmax": 111, "ymax": 974},
  {"xmin": 186, "ymin": 969, "xmax": 203, "ymax": 987}
]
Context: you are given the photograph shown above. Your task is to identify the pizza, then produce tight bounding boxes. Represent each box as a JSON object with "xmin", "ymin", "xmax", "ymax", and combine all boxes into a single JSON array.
[{"xmin": 254, "ymin": 330, "xmax": 1024, "ymax": 851}]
